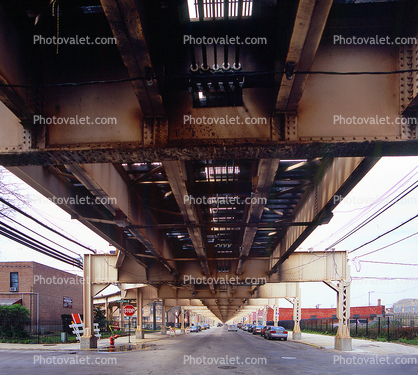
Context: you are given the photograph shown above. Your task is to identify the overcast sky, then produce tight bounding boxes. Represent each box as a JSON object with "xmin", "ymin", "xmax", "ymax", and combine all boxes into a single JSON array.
[{"xmin": 1, "ymin": 156, "xmax": 417, "ymax": 310}]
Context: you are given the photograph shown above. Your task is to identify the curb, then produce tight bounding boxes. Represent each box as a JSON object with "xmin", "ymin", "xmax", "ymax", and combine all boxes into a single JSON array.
[{"xmin": 290, "ymin": 340, "xmax": 323, "ymax": 349}]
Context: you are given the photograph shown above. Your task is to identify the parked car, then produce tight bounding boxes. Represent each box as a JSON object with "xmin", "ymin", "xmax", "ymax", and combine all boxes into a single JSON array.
[
  {"xmin": 228, "ymin": 324, "xmax": 238, "ymax": 332},
  {"xmin": 253, "ymin": 325, "xmax": 265, "ymax": 335},
  {"xmin": 248, "ymin": 324, "xmax": 256, "ymax": 333},
  {"xmin": 260, "ymin": 326, "xmax": 269, "ymax": 337},
  {"xmin": 242, "ymin": 324, "xmax": 249, "ymax": 331},
  {"xmin": 217, "ymin": 323, "xmax": 223, "ymax": 327},
  {"xmin": 189, "ymin": 325, "xmax": 199, "ymax": 333},
  {"xmin": 264, "ymin": 326, "xmax": 288, "ymax": 340},
  {"xmin": 204, "ymin": 323, "xmax": 210, "ymax": 329}
]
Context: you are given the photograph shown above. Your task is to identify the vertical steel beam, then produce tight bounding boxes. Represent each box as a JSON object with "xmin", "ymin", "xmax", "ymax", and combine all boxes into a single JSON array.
[
  {"xmin": 136, "ymin": 289, "xmax": 144, "ymax": 339},
  {"xmin": 80, "ymin": 255, "xmax": 98, "ymax": 349}
]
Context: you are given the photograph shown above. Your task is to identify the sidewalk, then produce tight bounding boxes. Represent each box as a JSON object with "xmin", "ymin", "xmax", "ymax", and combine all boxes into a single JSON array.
[
  {"xmin": 289, "ymin": 331, "xmax": 418, "ymax": 355},
  {"xmin": 0, "ymin": 330, "xmax": 184, "ymax": 351}
]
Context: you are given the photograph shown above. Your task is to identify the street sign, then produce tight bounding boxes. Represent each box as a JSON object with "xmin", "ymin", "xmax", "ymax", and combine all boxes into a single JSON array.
[{"xmin": 124, "ymin": 304, "xmax": 135, "ymax": 316}]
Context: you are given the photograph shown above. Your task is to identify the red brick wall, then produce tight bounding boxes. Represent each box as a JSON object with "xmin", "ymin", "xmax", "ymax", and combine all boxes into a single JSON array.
[
  {"xmin": 0, "ymin": 262, "xmax": 83, "ymax": 322},
  {"xmin": 265, "ymin": 305, "xmax": 385, "ymax": 321}
]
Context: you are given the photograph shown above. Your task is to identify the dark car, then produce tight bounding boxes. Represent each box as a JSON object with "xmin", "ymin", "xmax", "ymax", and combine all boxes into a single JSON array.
[
  {"xmin": 260, "ymin": 326, "xmax": 269, "ymax": 337},
  {"xmin": 253, "ymin": 325, "xmax": 265, "ymax": 335},
  {"xmin": 247, "ymin": 324, "xmax": 256, "ymax": 333}
]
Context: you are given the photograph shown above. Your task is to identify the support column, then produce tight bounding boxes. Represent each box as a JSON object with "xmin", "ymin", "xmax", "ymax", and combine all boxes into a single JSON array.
[
  {"xmin": 135, "ymin": 289, "xmax": 144, "ymax": 339},
  {"xmin": 262, "ymin": 306, "xmax": 267, "ymax": 326},
  {"xmin": 274, "ymin": 299, "xmax": 279, "ymax": 326},
  {"xmin": 120, "ymin": 302, "xmax": 124, "ymax": 331},
  {"xmin": 335, "ymin": 280, "xmax": 352, "ymax": 351},
  {"xmin": 292, "ymin": 294, "xmax": 301, "ymax": 340},
  {"xmin": 161, "ymin": 300, "xmax": 166, "ymax": 334},
  {"xmin": 80, "ymin": 255, "xmax": 98, "ymax": 349},
  {"xmin": 180, "ymin": 307, "xmax": 185, "ymax": 333}
]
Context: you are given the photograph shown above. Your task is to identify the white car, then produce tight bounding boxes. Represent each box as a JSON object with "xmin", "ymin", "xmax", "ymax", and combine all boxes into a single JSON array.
[
  {"xmin": 228, "ymin": 324, "xmax": 238, "ymax": 332},
  {"xmin": 264, "ymin": 326, "xmax": 288, "ymax": 340}
]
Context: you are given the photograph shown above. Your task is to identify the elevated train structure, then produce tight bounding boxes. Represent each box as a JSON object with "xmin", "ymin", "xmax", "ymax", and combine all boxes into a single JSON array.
[{"xmin": 1, "ymin": 0, "xmax": 418, "ymax": 350}]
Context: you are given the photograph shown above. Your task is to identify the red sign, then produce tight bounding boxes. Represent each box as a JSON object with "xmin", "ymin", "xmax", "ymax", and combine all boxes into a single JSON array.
[{"xmin": 123, "ymin": 304, "xmax": 135, "ymax": 316}]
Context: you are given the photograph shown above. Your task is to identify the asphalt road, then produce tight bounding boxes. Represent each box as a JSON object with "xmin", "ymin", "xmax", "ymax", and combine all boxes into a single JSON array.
[{"xmin": 1, "ymin": 326, "xmax": 417, "ymax": 374}]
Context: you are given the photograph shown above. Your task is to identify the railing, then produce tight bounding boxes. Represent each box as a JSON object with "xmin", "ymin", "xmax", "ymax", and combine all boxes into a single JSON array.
[{"xmin": 278, "ymin": 315, "xmax": 418, "ymax": 343}]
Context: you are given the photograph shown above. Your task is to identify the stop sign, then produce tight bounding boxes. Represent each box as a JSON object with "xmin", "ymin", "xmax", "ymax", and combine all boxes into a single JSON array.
[{"xmin": 123, "ymin": 304, "xmax": 135, "ymax": 316}]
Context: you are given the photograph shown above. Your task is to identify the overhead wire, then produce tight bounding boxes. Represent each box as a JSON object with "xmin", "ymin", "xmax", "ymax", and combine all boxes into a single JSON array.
[
  {"xmin": 310, "ymin": 164, "xmax": 418, "ymax": 251},
  {"xmin": 0, "ymin": 197, "xmax": 96, "ymax": 253},
  {"xmin": 349, "ymin": 213, "xmax": 418, "ymax": 254},
  {"xmin": 0, "ymin": 221, "xmax": 82, "ymax": 268},
  {"xmin": 326, "ymin": 178, "xmax": 418, "ymax": 250},
  {"xmin": 2, "ymin": 68, "xmax": 418, "ymax": 89},
  {"xmin": 0, "ymin": 212, "xmax": 81, "ymax": 257}
]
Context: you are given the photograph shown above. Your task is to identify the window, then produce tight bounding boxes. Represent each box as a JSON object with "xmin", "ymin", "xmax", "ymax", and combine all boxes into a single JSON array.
[
  {"xmin": 187, "ymin": 0, "xmax": 253, "ymax": 22},
  {"xmin": 10, "ymin": 272, "xmax": 18, "ymax": 292}
]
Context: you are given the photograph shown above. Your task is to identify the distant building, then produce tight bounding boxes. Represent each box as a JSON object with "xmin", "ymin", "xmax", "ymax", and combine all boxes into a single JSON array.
[
  {"xmin": 393, "ymin": 298, "xmax": 418, "ymax": 316},
  {"xmin": 0, "ymin": 261, "xmax": 83, "ymax": 329},
  {"xmin": 245, "ymin": 303, "xmax": 386, "ymax": 323}
]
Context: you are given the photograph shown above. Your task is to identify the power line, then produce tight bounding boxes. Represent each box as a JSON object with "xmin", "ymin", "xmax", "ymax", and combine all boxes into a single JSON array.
[
  {"xmin": 0, "ymin": 197, "xmax": 95, "ymax": 253},
  {"xmin": 326, "ymin": 179, "xmax": 418, "ymax": 250},
  {"xmin": 357, "ymin": 260, "xmax": 418, "ymax": 266},
  {"xmin": 355, "ymin": 230, "xmax": 418, "ymax": 259},
  {"xmin": 349, "ymin": 214, "xmax": 418, "ymax": 253},
  {"xmin": 0, "ymin": 212, "xmax": 81, "ymax": 257},
  {"xmin": 0, "ymin": 221, "xmax": 82, "ymax": 268},
  {"xmin": 311, "ymin": 164, "xmax": 418, "ymax": 251},
  {"xmin": 3, "ymin": 68, "xmax": 418, "ymax": 89}
]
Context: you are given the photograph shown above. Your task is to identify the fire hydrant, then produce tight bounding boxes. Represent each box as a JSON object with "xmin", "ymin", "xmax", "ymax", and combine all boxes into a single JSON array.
[{"xmin": 109, "ymin": 335, "xmax": 120, "ymax": 346}]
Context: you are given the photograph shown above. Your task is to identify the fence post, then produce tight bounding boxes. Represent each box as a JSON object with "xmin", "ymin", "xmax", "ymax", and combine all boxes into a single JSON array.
[
  {"xmin": 366, "ymin": 317, "xmax": 368, "ymax": 337},
  {"xmin": 387, "ymin": 317, "xmax": 390, "ymax": 341},
  {"xmin": 378, "ymin": 317, "xmax": 380, "ymax": 337},
  {"xmin": 355, "ymin": 319, "xmax": 358, "ymax": 336}
]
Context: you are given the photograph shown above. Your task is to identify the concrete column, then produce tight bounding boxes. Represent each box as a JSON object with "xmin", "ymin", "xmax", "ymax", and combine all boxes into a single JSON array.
[
  {"xmin": 262, "ymin": 306, "xmax": 267, "ymax": 325},
  {"xmin": 180, "ymin": 307, "xmax": 185, "ymax": 333},
  {"xmin": 120, "ymin": 302, "xmax": 125, "ymax": 332},
  {"xmin": 135, "ymin": 289, "xmax": 144, "ymax": 339},
  {"xmin": 274, "ymin": 299, "xmax": 279, "ymax": 326},
  {"xmin": 80, "ymin": 255, "xmax": 98, "ymax": 349},
  {"xmin": 292, "ymin": 295, "xmax": 302, "ymax": 340},
  {"xmin": 161, "ymin": 300, "xmax": 166, "ymax": 334},
  {"xmin": 335, "ymin": 280, "xmax": 352, "ymax": 351}
]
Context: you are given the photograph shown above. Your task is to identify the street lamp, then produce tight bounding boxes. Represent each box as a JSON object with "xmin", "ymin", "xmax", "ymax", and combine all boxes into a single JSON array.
[{"xmin": 368, "ymin": 291, "xmax": 375, "ymax": 306}]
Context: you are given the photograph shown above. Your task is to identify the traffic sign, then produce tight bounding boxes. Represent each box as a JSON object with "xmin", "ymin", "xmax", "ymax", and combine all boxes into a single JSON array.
[{"xmin": 123, "ymin": 304, "xmax": 135, "ymax": 316}]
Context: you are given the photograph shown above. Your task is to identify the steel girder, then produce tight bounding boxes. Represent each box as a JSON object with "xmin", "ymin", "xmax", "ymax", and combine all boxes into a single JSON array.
[{"xmin": 269, "ymin": 157, "xmax": 378, "ymax": 275}]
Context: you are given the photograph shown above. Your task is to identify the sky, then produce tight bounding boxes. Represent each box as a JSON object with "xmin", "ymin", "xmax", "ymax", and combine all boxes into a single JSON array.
[{"xmin": 1, "ymin": 156, "xmax": 418, "ymax": 310}]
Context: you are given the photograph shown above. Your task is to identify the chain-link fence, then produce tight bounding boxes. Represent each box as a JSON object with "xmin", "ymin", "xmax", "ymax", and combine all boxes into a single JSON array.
[{"xmin": 278, "ymin": 315, "xmax": 418, "ymax": 342}]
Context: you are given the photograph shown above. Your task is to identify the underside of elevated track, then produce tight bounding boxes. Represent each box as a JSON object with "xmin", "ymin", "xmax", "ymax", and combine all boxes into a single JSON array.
[{"xmin": 1, "ymin": 0, "xmax": 418, "ymax": 349}]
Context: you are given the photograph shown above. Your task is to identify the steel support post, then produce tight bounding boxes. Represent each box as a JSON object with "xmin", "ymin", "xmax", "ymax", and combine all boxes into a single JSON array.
[
  {"xmin": 181, "ymin": 307, "xmax": 185, "ymax": 333},
  {"xmin": 335, "ymin": 280, "xmax": 352, "ymax": 350},
  {"xmin": 292, "ymin": 296, "xmax": 302, "ymax": 340},
  {"xmin": 262, "ymin": 306, "xmax": 267, "ymax": 326},
  {"xmin": 161, "ymin": 300, "xmax": 166, "ymax": 335},
  {"xmin": 80, "ymin": 255, "xmax": 97, "ymax": 349},
  {"xmin": 136, "ymin": 289, "xmax": 144, "ymax": 339},
  {"xmin": 274, "ymin": 299, "xmax": 279, "ymax": 326}
]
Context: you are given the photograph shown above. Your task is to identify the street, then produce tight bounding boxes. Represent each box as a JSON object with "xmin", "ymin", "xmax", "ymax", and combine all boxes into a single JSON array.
[{"xmin": 1, "ymin": 326, "xmax": 417, "ymax": 375}]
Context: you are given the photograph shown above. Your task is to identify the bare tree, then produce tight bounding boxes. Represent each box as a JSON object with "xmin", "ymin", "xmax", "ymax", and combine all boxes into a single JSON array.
[{"xmin": 0, "ymin": 166, "xmax": 27, "ymax": 215}]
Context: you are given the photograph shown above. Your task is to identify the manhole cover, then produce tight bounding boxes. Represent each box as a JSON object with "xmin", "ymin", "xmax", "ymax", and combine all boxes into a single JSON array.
[{"xmin": 218, "ymin": 365, "xmax": 238, "ymax": 370}]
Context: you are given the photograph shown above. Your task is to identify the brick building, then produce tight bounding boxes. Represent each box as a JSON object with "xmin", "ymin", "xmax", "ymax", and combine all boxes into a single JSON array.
[
  {"xmin": 0, "ymin": 261, "xmax": 83, "ymax": 327},
  {"xmin": 244, "ymin": 303, "xmax": 385, "ymax": 323}
]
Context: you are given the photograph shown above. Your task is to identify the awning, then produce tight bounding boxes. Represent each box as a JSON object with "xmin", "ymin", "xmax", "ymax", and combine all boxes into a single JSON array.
[{"xmin": 0, "ymin": 298, "xmax": 22, "ymax": 305}]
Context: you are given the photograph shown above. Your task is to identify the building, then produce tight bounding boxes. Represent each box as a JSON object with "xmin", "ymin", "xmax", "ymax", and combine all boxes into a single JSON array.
[
  {"xmin": 393, "ymin": 299, "xmax": 418, "ymax": 316},
  {"xmin": 0, "ymin": 261, "xmax": 83, "ymax": 329},
  {"xmin": 242, "ymin": 303, "xmax": 385, "ymax": 324}
]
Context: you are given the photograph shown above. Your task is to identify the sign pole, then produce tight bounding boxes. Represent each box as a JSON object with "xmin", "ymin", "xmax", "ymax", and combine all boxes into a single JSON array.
[{"xmin": 128, "ymin": 317, "xmax": 131, "ymax": 343}]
